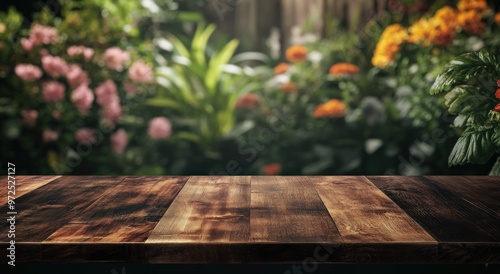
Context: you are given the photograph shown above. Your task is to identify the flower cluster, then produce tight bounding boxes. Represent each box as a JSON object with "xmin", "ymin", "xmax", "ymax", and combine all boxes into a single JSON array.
[
  {"xmin": 13, "ymin": 24, "xmax": 159, "ymax": 154},
  {"xmin": 372, "ymin": 0, "xmax": 492, "ymax": 68}
]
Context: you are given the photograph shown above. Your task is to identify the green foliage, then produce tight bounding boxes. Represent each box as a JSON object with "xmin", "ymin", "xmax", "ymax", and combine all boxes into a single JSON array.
[{"xmin": 148, "ymin": 24, "xmax": 259, "ymax": 151}]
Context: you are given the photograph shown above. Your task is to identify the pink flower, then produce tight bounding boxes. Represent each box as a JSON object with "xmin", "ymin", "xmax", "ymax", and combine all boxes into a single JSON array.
[
  {"xmin": 128, "ymin": 61, "xmax": 154, "ymax": 83},
  {"xmin": 21, "ymin": 38, "xmax": 35, "ymax": 51},
  {"xmin": 40, "ymin": 49, "xmax": 49, "ymax": 57},
  {"xmin": 75, "ymin": 128, "xmax": 96, "ymax": 144},
  {"xmin": 22, "ymin": 110, "xmax": 38, "ymax": 127},
  {"xmin": 43, "ymin": 129, "xmax": 59, "ymax": 143},
  {"xmin": 95, "ymin": 80, "xmax": 119, "ymax": 106},
  {"xmin": 67, "ymin": 46, "xmax": 94, "ymax": 60},
  {"xmin": 42, "ymin": 81, "xmax": 65, "ymax": 103},
  {"xmin": 52, "ymin": 111, "xmax": 61, "ymax": 120},
  {"xmin": 71, "ymin": 85, "xmax": 94, "ymax": 115},
  {"xmin": 148, "ymin": 117, "xmax": 172, "ymax": 140},
  {"xmin": 15, "ymin": 64, "xmax": 42, "ymax": 81},
  {"xmin": 30, "ymin": 24, "xmax": 59, "ymax": 45},
  {"xmin": 123, "ymin": 81, "xmax": 136, "ymax": 95},
  {"xmin": 102, "ymin": 102, "xmax": 122, "ymax": 124},
  {"xmin": 66, "ymin": 64, "xmax": 90, "ymax": 88},
  {"xmin": 42, "ymin": 55, "xmax": 68, "ymax": 78},
  {"xmin": 110, "ymin": 129, "xmax": 127, "ymax": 154},
  {"xmin": 103, "ymin": 47, "xmax": 130, "ymax": 71}
]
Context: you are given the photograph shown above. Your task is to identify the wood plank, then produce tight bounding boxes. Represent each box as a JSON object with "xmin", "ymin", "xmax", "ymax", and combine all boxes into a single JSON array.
[
  {"xmin": 310, "ymin": 176, "xmax": 435, "ymax": 243},
  {"xmin": 45, "ymin": 176, "xmax": 188, "ymax": 243},
  {"xmin": 1, "ymin": 176, "xmax": 60, "ymax": 205},
  {"xmin": 0, "ymin": 176, "xmax": 125, "ymax": 242},
  {"xmin": 147, "ymin": 176, "xmax": 251, "ymax": 243},
  {"xmin": 367, "ymin": 176, "xmax": 500, "ymax": 242},
  {"xmin": 250, "ymin": 176, "xmax": 341, "ymax": 243}
]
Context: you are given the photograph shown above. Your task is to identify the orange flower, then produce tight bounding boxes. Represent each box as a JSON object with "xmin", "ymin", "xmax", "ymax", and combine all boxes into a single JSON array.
[
  {"xmin": 236, "ymin": 93, "xmax": 260, "ymax": 109},
  {"xmin": 458, "ymin": 10, "xmax": 486, "ymax": 35},
  {"xmin": 329, "ymin": 63, "xmax": 359, "ymax": 76},
  {"xmin": 408, "ymin": 7, "xmax": 458, "ymax": 47},
  {"xmin": 280, "ymin": 82, "xmax": 297, "ymax": 93},
  {"xmin": 263, "ymin": 163, "xmax": 281, "ymax": 175},
  {"xmin": 457, "ymin": 0, "xmax": 489, "ymax": 12},
  {"xmin": 372, "ymin": 24, "xmax": 408, "ymax": 68},
  {"xmin": 496, "ymin": 88, "xmax": 500, "ymax": 99},
  {"xmin": 495, "ymin": 103, "xmax": 500, "ymax": 113},
  {"xmin": 495, "ymin": 13, "xmax": 500, "ymax": 25},
  {"xmin": 285, "ymin": 45, "xmax": 308, "ymax": 62},
  {"xmin": 313, "ymin": 99, "xmax": 346, "ymax": 118},
  {"xmin": 273, "ymin": 63, "xmax": 290, "ymax": 75}
]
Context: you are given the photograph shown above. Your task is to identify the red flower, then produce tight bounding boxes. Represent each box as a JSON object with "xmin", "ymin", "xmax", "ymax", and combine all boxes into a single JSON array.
[
  {"xmin": 496, "ymin": 88, "xmax": 500, "ymax": 99},
  {"xmin": 495, "ymin": 103, "xmax": 500, "ymax": 112},
  {"xmin": 263, "ymin": 163, "xmax": 281, "ymax": 175},
  {"xmin": 497, "ymin": 79, "xmax": 500, "ymax": 87}
]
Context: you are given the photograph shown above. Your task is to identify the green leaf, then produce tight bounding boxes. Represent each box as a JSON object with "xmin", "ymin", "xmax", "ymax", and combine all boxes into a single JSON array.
[
  {"xmin": 449, "ymin": 130, "xmax": 496, "ymax": 166},
  {"xmin": 444, "ymin": 87, "xmax": 494, "ymax": 115},
  {"xmin": 176, "ymin": 131, "xmax": 202, "ymax": 143},
  {"xmin": 144, "ymin": 98, "xmax": 183, "ymax": 111},
  {"xmin": 431, "ymin": 49, "xmax": 497, "ymax": 95},
  {"xmin": 489, "ymin": 156, "xmax": 500, "ymax": 176},
  {"xmin": 205, "ymin": 39, "xmax": 239, "ymax": 93}
]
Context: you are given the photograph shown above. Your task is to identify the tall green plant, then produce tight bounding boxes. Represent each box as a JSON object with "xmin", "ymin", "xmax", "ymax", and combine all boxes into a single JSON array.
[{"xmin": 147, "ymin": 24, "xmax": 258, "ymax": 151}]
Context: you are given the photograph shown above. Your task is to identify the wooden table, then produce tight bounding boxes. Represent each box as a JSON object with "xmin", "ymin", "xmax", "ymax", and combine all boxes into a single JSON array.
[{"xmin": 1, "ymin": 176, "xmax": 499, "ymax": 264}]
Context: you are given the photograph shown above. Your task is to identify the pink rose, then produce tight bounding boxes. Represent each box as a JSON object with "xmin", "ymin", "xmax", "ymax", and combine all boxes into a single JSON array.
[
  {"xmin": 95, "ymin": 80, "xmax": 119, "ymax": 106},
  {"xmin": 43, "ymin": 129, "xmax": 60, "ymax": 143},
  {"xmin": 67, "ymin": 46, "xmax": 94, "ymax": 60},
  {"xmin": 102, "ymin": 102, "xmax": 122, "ymax": 124},
  {"xmin": 128, "ymin": 61, "xmax": 154, "ymax": 83},
  {"xmin": 71, "ymin": 85, "xmax": 94, "ymax": 115},
  {"xmin": 30, "ymin": 25, "xmax": 59, "ymax": 45},
  {"xmin": 110, "ymin": 129, "xmax": 127, "ymax": 154},
  {"xmin": 21, "ymin": 38, "xmax": 35, "ymax": 51},
  {"xmin": 22, "ymin": 109, "xmax": 38, "ymax": 127},
  {"xmin": 66, "ymin": 64, "xmax": 90, "ymax": 88},
  {"xmin": 15, "ymin": 64, "xmax": 42, "ymax": 81},
  {"xmin": 42, "ymin": 55, "xmax": 68, "ymax": 78},
  {"xmin": 103, "ymin": 47, "xmax": 130, "ymax": 71},
  {"xmin": 42, "ymin": 81, "xmax": 65, "ymax": 103},
  {"xmin": 148, "ymin": 117, "xmax": 172, "ymax": 140},
  {"xmin": 75, "ymin": 128, "xmax": 96, "ymax": 144}
]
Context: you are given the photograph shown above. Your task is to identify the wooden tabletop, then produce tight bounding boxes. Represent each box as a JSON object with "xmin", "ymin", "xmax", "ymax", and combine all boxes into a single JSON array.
[{"xmin": 1, "ymin": 176, "xmax": 499, "ymax": 264}]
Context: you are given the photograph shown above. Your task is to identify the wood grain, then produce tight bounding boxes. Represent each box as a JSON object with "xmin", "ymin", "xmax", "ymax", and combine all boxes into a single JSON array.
[
  {"xmin": 147, "ymin": 176, "xmax": 251, "ymax": 243},
  {"xmin": 45, "ymin": 176, "xmax": 188, "ymax": 242},
  {"xmin": 310, "ymin": 176, "xmax": 435, "ymax": 243},
  {"xmin": 367, "ymin": 176, "xmax": 500, "ymax": 242},
  {"xmin": 0, "ymin": 176, "xmax": 124, "ymax": 242},
  {"xmin": 1, "ymin": 176, "xmax": 60, "ymax": 205},
  {"xmin": 250, "ymin": 176, "xmax": 342, "ymax": 243}
]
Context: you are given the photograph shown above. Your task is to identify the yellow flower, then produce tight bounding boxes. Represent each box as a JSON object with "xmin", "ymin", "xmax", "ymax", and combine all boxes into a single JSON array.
[
  {"xmin": 313, "ymin": 99, "xmax": 346, "ymax": 118},
  {"xmin": 457, "ymin": 0, "xmax": 489, "ymax": 12},
  {"xmin": 458, "ymin": 10, "xmax": 486, "ymax": 35},
  {"xmin": 408, "ymin": 6, "xmax": 458, "ymax": 47},
  {"xmin": 372, "ymin": 24, "xmax": 407, "ymax": 69}
]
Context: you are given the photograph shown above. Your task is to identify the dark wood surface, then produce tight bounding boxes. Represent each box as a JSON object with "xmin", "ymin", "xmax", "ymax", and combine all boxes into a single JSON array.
[{"xmin": 1, "ymin": 176, "xmax": 499, "ymax": 263}]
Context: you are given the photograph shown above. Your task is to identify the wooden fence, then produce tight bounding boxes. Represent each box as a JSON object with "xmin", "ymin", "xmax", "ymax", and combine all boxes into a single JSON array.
[{"xmin": 204, "ymin": 0, "xmax": 390, "ymax": 51}]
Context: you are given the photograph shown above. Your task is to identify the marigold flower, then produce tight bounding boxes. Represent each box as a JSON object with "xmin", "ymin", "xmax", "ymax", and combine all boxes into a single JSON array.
[
  {"xmin": 280, "ymin": 82, "xmax": 297, "ymax": 93},
  {"xmin": 372, "ymin": 24, "xmax": 407, "ymax": 69},
  {"xmin": 313, "ymin": 99, "xmax": 346, "ymax": 118},
  {"xmin": 457, "ymin": 0, "xmax": 489, "ymax": 12},
  {"xmin": 329, "ymin": 63, "xmax": 359, "ymax": 76},
  {"xmin": 458, "ymin": 10, "xmax": 486, "ymax": 35},
  {"xmin": 285, "ymin": 45, "xmax": 308, "ymax": 62},
  {"xmin": 236, "ymin": 93, "xmax": 260, "ymax": 109},
  {"xmin": 495, "ymin": 13, "xmax": 500, "ymax": 25},
  {"xmin": 273, "ymin": 63, "xmax": 290, "ymax": 75},
  {"xmin": 263, "ymin": 163, "xmax": 281, "ymax": 175},
  {"xmin": 408, "ymin": 7, "xmax": 458, "ymax": 48}
]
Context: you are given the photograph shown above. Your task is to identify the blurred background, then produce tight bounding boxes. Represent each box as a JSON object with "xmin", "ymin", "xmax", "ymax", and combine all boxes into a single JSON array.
[{"xmin": 1, "ymin": 0, "xmax": 500, "ymax": 176}]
